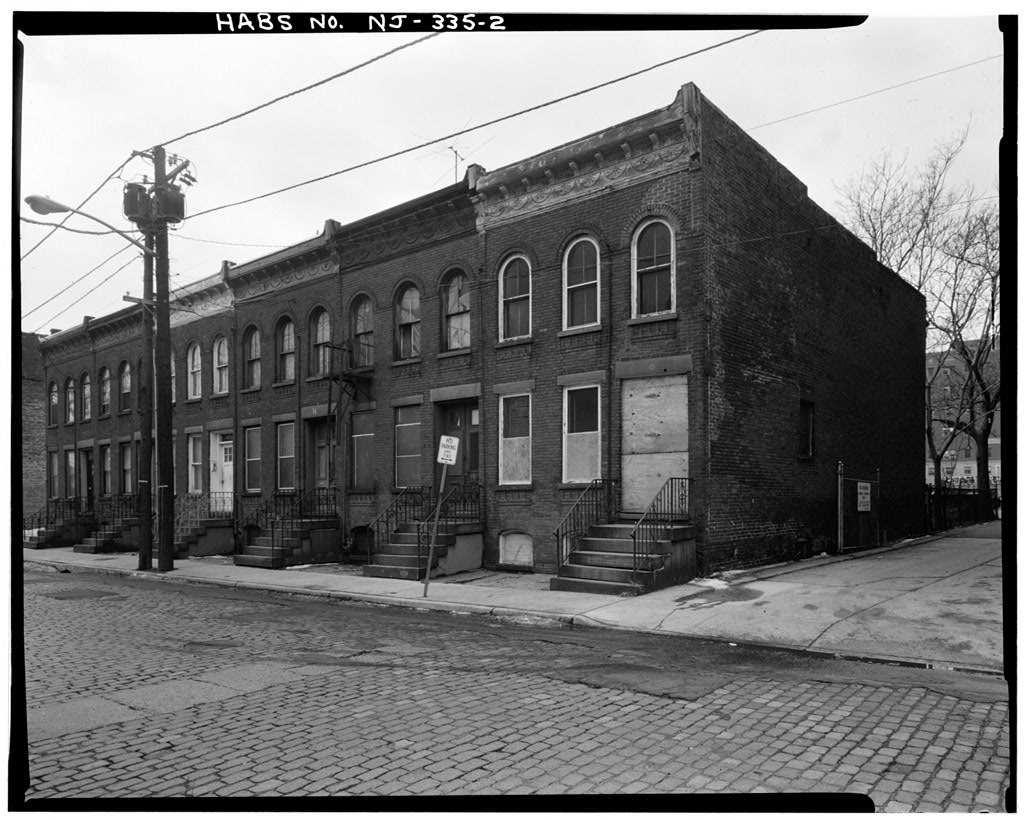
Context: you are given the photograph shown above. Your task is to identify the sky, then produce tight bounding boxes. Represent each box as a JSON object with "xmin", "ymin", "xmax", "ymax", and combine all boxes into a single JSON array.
[{"xmin": 13, "ymin": 12, "xmax": 1006, "ymax": 336}]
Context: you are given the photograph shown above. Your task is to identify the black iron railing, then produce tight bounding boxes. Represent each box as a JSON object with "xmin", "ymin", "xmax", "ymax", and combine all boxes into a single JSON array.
[
  {"xmin": 630, "ymin": 477, "xmax": 690, "ymax": 583},
  {"xmin": 553, "ymin": 479, "xmax": 620, "ymax": 568},
  {"xmin": 268, "ymin": 487, "xmax": 340, "ymax": 552},
  {"xmin": 364, "ymin": 486, "xmax": 431, "ymax": 564},
  {"xmin": 23, "ymin": 496, "xmax": 93, "ymax": 537},
  {"xmin": 925, "ymin": 481, "xmax": 1000, "ymax": 532},
  {"xmin": 416, "ymin": 482, "xmax": 462, "ymax": 572}
]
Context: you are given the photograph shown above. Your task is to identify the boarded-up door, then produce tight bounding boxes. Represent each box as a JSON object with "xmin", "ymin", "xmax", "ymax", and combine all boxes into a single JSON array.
[{"xmin": 621, "ymin": 374, "xmax": 688, "ymax": 512}]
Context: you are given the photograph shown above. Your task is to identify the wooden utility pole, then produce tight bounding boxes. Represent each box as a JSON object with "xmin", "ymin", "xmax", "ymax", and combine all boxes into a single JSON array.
[
  {"xmin": 137, "ymin": 229, "xmax": 155, "ymax": 570},
  {"xmin": 153, "ymin": 145, "xmax": 175, "ymax": 572}
]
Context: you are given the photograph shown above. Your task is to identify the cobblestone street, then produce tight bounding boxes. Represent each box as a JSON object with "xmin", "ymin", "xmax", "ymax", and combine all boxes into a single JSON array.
[{"xmin": 17, "ymin": 567, "xmax": 1011, "ymax": 810}]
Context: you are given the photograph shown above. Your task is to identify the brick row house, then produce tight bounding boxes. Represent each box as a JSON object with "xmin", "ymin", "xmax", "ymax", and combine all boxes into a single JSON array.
[{"xmin": 29, "ymin": 84, "xmax": 926, "ymax": 591}]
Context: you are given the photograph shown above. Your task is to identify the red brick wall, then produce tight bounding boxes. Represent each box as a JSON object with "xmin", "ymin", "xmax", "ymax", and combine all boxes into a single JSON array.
[
  {"xmin": 698, "ymin": 91, "xmax": 926, "ymax": 569},
  {"xmin": 21, "ymin": 333, "xmax": 47, "ymax": 514}
]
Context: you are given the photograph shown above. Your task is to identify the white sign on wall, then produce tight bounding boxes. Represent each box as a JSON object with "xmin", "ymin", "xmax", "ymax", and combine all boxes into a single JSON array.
[
  {"xmin": 437, "ymin": 435, "xmax": 460, "ymax": 466},
  {"xmin": 857, "ymin": 482, "xmax": 872, "ymax": 512}
]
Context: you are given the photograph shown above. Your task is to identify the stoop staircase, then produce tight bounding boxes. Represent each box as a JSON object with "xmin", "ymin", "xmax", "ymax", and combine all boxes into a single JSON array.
[
  {"xmin": 551, "ymin": 477, "xmax": 696, "ymax": 595},
  {"xmin": 361, "ymin": 521, "xmax": 455, "ymax": 580},
  {"xmin": 234, "ymin": 489, "xmax": 342, "ymax": 569}
]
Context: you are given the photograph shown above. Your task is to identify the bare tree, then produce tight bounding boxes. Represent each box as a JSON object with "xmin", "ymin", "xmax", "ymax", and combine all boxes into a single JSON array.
[{"xmin": 839, "ymin": 132, "xmax": 1000, "ymax": 521}]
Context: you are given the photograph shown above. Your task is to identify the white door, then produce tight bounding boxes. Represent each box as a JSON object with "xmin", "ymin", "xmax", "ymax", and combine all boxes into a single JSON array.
[
  {"xmin": 209, "ymin": 432, "xmax": 234, "ymax": 512},
  {"xmin": 621, "ymin": 374, "xmax": 689, "ymax": 512}
]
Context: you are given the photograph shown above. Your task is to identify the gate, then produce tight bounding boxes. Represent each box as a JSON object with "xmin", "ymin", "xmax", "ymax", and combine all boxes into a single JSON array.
[{"xmin": 837, "ymin": 462, "xmax": 881, "ymax": 553}]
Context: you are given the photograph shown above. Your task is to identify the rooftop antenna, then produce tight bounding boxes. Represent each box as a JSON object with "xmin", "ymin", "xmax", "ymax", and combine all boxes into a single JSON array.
[{"xmin": 449, "ymin": 146, "xmax": 465, "ymax": 183}]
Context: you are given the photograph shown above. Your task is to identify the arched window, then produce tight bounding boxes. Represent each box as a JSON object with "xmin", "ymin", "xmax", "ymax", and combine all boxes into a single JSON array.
[
  {"xmin": 395, "ymin": 286, "xmax": 421, "ymax": 360},
  {"xmin": 243, "ymin": 327, "xmax": 261, "ymax": 389},
  {"xmin": 276, "ymin": 318, "xmax": 296, "ymax": 382},
  {"xmin": 118, "ymin": 362, "xmax": 132, "ymax": 412},
  {"xmin": 213, "ymin": 336, "xmax": 229, "ymax": 394},
  {"xmin": 48, "ymin": 381, "xmax": 59, "ymax": 426},
  {"xmin": 499, "ymin": 256, "xmax": 531, "ymax": 341},
  {"xmin": 632, "ymin": 220, "xmax": 674, "ymax": 317},
  {"xmin": 80, "ymin": 373, "xmax": 91, "ymax": 421},
  {"xmin": 99, "ymin": 368, "xmax": 111, "ymax": 416},
  {"xmin": 65, "ymin": 378, "xmax": 76, "ymax": 424},
  {"xmin": 442, "ymin": 270, "xmax": 471, "ymax": 351},
  {"xmin": 310, "ymin": 309, "xmax": 331, "ymax": 377},
  {"xmin": 564, "ymin": 238, "xmax": 600, "ymax": 329},
  {"xmin": 187, "ymin": 343, "xmax": 202, "ymax": 399},
  {"xmin": 351, "ymin": 297, "xmax": 374, "ymax": 368}
]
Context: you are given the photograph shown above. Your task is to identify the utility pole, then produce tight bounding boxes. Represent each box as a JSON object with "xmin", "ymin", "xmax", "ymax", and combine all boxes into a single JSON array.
[
  {"xmin": 153, "ymin": 145, "xmax": 175, "ymax": 572},
  {"xmin": 137, "ymin": 230, "xmax": 155, "ymax": 570}
]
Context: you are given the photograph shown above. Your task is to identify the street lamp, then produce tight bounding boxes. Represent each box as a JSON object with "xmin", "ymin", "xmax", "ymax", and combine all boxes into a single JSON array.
[
  {"xmin": 25, "ymin": 193, "xmax": 159, "ymax": 571},
  {"xmin": 24, "ymin": 195, "xmax": 156, "ymax": 258}
]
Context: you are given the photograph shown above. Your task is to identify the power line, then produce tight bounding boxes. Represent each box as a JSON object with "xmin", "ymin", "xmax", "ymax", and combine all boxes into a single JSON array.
[
  {"xmin": 749, "ymin": 54, "xmax": 1002, "ymax": 131},
  {"xmin": 32, "ymin": 253, "xmax": 140, "ymax": 334},
  {"xmin": 22, "ymin": 243, "xmax": 138, "ymax": 320},
  {"xmin": 188, "ymin": 30, "xmax": 766, "ymax": 221},
  {"xmin": 160, "ymin": 33, "xmax": 441, "ymax": 148},
  {"xmin": 20, "ymin": 155, "xmax": 134, "ymax": 261}
]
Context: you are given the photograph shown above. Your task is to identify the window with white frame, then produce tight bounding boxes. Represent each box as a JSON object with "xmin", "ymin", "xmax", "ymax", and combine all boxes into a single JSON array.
[
  {"xmin": 442, "ymin": 271, "xmax": 471, "ymax": 351},
  {"xmin": 277, "ymin": 319, "xmax": 296, "ymax": 382},
  {"xmin": 499, "ymin": 393, "xmax": 531, "ymax": 484},
  {"xmin": 187, "ymin": 343, "xmax": 202, "ymax": 399},
  {"xmin": 118, "ymin": 362, "xmax": 132, "ymax": 412},
  {"xmin": 65, "ymin": 378, "xmax": 76, "ymax": 424},
  {"xmin": 394, "ymin": 406, "xmax": 421, "ymax": 487},
  {"xmin": 351, "ymin": 297, "xmax": 374, "ymax": 367},
  {"xmin": 120, "ymin": 443, "xmax": 133, "ymax": 494},
  {"xmin": 276, "ymin": 422, "xmax": 295, "ymax": 490},
  {"xmin": 395, "ymin": 286, "xmax": 421, "ymax": 360},
  {"xmin": 65, "ymin": 450, "xmax": 76, "ymax": 498},
  {"xmin": 499, "ymin": 257, "xmax": 531, "ymax": 341},
  {"xmin": 564, "ymin": 238, "xmax": 600, "ymax": 329},
  {"xmin": 632, "ymin": 220, "xmax": 674, "ymax": 317},
  {"xmin": 563, "ymin": 385, "xmax": 601, "ymax": 482},
  {"xmin": 351, "ymin": 413, "xmax": 375, "ymax": 491},
  {"xmin": 81, "ymin": 373, "xmax": 91, "ymax": 420},
  {"xmin": 99, "ymin": 368, "xmax": 111, "ymax": 416},
  {"xmin": 213, "ymin": 336, "xmax": 229, "ymax": 394},
  {"xmin": 243, "ymin": 327, "xmax": 261, "ymax": 389},
  {"xmin": 244, "ymin": 427, "xmax": 261, "ymax": 492},
  {"xmin": 187, "ymin": 433, "xmax": 202, "ymax": 493},
  {"xmin": 310, "ymin": 309, "xmax": 331, "ymax": 377}
]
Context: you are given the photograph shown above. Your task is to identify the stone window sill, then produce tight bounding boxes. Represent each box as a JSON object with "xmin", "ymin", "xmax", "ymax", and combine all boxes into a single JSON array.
[{"xmin": 628, "ymin": 312, "xmax": 677, "ymax": 326}]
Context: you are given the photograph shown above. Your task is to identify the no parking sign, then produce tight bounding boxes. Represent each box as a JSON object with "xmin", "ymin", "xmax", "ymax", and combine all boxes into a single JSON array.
[{"xmin": 437, "ymin": 435, "xmax": 459, "ymax": 465}]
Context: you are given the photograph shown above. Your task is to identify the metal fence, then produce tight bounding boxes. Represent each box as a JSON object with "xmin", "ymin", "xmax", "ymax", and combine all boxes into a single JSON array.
[{"xmin": 925, "ymin": 481, "xmax": 1000, "ymax": 532}]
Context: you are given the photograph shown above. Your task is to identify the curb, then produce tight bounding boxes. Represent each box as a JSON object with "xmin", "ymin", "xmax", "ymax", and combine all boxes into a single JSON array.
[{"xmin": 24, "ymin": 554, "xmax": 1004, "ymax": 677}]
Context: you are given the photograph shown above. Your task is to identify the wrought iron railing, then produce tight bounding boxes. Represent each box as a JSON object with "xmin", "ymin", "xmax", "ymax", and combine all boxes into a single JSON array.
[
  {"xmin": 174, "ymin": 491, "xmax": 236, "ymax": 544},
  {"xmin": 553, "ymin": 479, "xmax": 620, "ymax": 568},
  {"xmin": 268, "ymin": 487, "xmax": 341, "ymax": 552},
  {"xmin": 95, "ymin": 493, "xmax": 141, "ymax": 531},
  {"xmin": 23, "ymin": 496, "xmax": 91, "ymax": 537},
  {"xmin": 630, "ymin": 477, "xmax": 690, "ymax": 583},
  {"xmin": 416, "ymin": 482, "xmax": 462, "ymax": 573},
  {"xmin": 924, "ymin": 481, "xmax": 1000, "ymax": 532},
  {"xmin": 364, "ymin": 486, "xmax": 431, "ymax": 564}
]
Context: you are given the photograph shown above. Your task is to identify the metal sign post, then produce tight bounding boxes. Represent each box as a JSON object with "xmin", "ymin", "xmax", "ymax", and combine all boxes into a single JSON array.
[{"xmin": 424, "ymin": 435, "xmax": 459, "ymax": 598}]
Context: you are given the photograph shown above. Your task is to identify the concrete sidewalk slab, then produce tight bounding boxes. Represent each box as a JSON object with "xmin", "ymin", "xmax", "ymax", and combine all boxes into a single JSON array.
[{"xmin": 21, "ymin": 521, "xmax": 1004, "ymax": 673}]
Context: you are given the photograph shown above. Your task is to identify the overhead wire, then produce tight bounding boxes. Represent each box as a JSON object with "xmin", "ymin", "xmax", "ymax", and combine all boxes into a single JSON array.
[
  {"xmin": 22, "ymin": 243, "xmax": 139, "ymax": 321},
  {"xmin": 159, "ymin": 33, "xmax": 442, "ymax": 148},
  {"xmin": 32, "ymin": 253, "xmax": 140, "ymax": 334},
  {"xmin": 188, "ymin": 30, "xmax": 767, "ymax": 220}
]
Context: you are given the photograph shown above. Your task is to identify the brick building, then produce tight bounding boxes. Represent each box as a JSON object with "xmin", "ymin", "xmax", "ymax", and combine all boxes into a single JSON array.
[
  {"xmin": 20, "ymin": 332, "xmax": 47, "ymax": 515},
  {"xmin": 31, "ymin": 83, "xmax": 926, "ymax": 587}
]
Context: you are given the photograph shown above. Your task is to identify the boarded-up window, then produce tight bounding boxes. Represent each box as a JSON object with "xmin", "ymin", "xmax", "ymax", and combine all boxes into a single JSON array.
[
  {"xmin": 499, "ymin": 531, "xmax": 534, "ymax": 567},
  {"xmin": 564, "ymin": 386, "xmax": 601, "ymax": 482},
  {"xmin": 500, "ymin": 394, "xmax": 531, "ymax": 484},
  {"xmin": 395, "ymin": 406, "xmax": 421, "ymax": 487},
  {"xmin": 351, "ymin": 413, "xmax": 374, "ymax": 491}
]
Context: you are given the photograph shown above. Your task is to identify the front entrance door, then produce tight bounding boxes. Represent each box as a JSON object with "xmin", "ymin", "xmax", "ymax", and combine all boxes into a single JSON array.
[
  {"xmin": 307, "ymin": 420, "xmax": 332, "ymax": 489},
  {"xmin": 209, "ymin": 432, "xmax": 234, "ymax": 512},
  {"xmin": 79, "ymin": 450, "xmax": 95, "ymax": 510},
  {"xmin": 434, "ymin": 400, "xmax": 479, "ymax": 490},
  {"xmin": 621, "ymin": 374, "xmax": 689, "ymax": 512}
]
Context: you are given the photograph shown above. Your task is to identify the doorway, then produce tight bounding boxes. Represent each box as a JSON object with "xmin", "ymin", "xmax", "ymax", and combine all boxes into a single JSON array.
[
  {"xmin": 434, "ymin": 399, "xmax": 479, "ymax": 490},
  {"xmin": 308, "ymin": 418, "xmax": 333, "ymax": 489},
  {"xmin": 209, "ymin": 432, "xmax": 234, "ymax": 512},
  {"xmin": 79, "ymin": 449, "xmax": 95, "ymax": 511},
  {"xmin": 621, "ymin": 374, "xmax": 689, "ymax": 512}
]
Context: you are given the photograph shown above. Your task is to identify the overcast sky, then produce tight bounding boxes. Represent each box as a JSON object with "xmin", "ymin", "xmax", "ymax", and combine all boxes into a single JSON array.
[{"xmin": 14, "ymin": 13, "xmax": 1005, "ymax": 335}]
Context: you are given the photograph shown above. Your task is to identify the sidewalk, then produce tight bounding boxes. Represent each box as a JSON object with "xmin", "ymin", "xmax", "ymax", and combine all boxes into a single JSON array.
[{"xmin": 22, "ymin": 520, "xmax": 1004, "ymax": 674}]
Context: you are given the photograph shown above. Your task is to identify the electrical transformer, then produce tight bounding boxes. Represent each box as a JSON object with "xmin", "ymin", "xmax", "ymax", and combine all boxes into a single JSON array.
[
  {"xmin": 122, "ymin": 183, "xmax": 149, "ymax": 222},
  {"xmin": 155, "ymin": 187, "xmax": 186, "ymax": 223}
]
